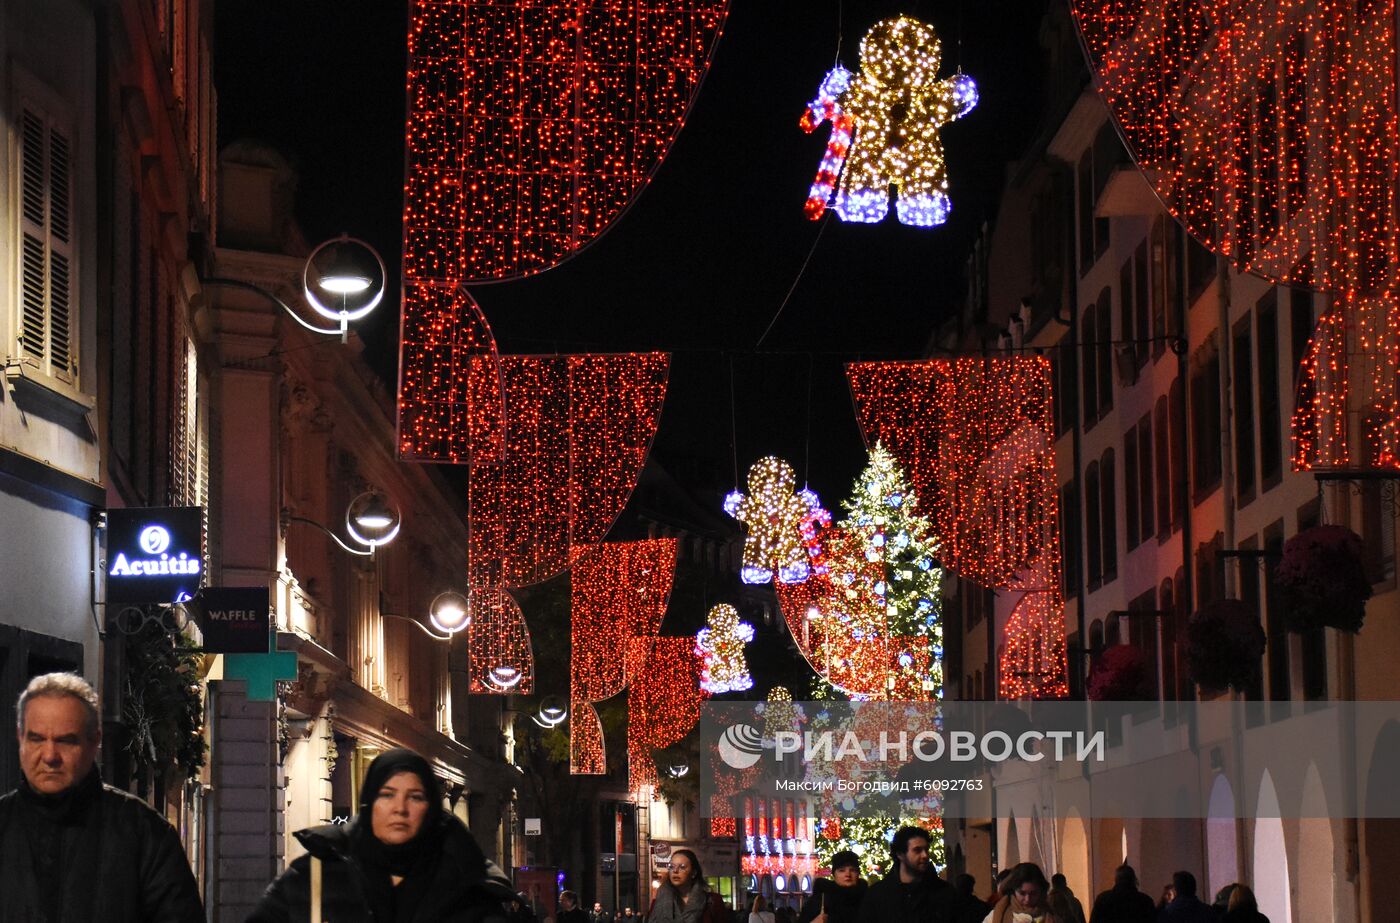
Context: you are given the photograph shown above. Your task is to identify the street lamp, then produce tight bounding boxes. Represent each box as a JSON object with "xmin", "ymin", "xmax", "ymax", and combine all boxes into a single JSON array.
[
  {"xmin": 204, "ymin": 234, "xmax": 386, "ymax": 343},
  {"xmin": 345, "ymin": 491, "xmax": 402, "ymax": 551},
  {"xmin": 429, "ymin": 590, "xmax": 472, "ymax": 635},
  {"xmin": 532, "ymin": 696, "xmax": 568, "ymax": 728},
  {"xmin": 282, "ymin": 490, "xmax": 401, "ymax": 558},
  {"xmin": 483, "ymin": 665, "xmax": 524, "ymax": 691},
  {"xmin": 383, "ymin": 589, "xmax": 471, "ymax": 642}
]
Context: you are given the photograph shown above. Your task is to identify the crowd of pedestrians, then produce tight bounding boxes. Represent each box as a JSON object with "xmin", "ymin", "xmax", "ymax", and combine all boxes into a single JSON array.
[{"xmin": 0, "ymin": 672, "xmax": 1280, "ymax": 923}]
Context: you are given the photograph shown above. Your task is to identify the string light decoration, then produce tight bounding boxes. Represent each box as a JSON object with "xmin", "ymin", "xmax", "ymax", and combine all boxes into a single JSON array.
[
  {"xmin": 570, "ymin": 701, "xmax": 607, "ymax": 775},
  {"xmin": 397, "ymin": 285, "xmax": 504, "ymax": 463},
  {"xmin": 724, "ymin": 457, "xmax": 830, "ymax": 584},
  {"xmin": 468, "ymin": 353, "xmax": 670, "ymax": 591},
  {"xmin": 800, "ymin": 65, "xmax": 854, "ymax": 220},
  {"xmin": 626, "ymin": 636, "xmax": 705, "ymax": 792},
  {"xmin": 846, "ymin": 359, "xmax": 1069, "ymax": 699},
  {"xmin": 569, "ymin": 538, "xmax": 679, "ymax": 773},
  {"xmin": 800, "ymin": 17, "xmax": 977, "ymax": 227},
  {"xmin": 696, "ymin": 604, "xmax": 755, "ymax": 694},
  {"xmin": 402, "ymin": 0, "xmax": 730, "ymax": 283},
  {"xmin": 839, "ymin": 444, "xmax": 943, "ymax": 640},
  {"xmin": 1068, "ymin": 0, "xmax": 1400, "ymax": 471},
  {"xmin": 467, "ymin": 588, "xmax": 535, "ymax": 694}
]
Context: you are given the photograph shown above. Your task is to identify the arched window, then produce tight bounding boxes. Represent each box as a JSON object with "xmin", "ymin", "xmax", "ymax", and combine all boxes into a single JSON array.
[
  {"xmin": 1085, "ymin": 462, "xmax": 1102, "ymax": 586},
  {"xmin": 1101, "ymin": 448, "xmax": 1118, "ymax": 582},
  {"xmin": 1097, "ymin": 287, "xmax": 1114, "ymax": 413},
  {"xmin": 1082, "ymin": 302, "xmax": 1100, "ymax": 424}
]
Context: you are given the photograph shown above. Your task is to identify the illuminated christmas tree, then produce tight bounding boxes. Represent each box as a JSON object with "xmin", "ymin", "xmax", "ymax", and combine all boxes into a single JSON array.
[{"xmin": 836, "ymin": 444, "xmax": 945, "ymax": 695}]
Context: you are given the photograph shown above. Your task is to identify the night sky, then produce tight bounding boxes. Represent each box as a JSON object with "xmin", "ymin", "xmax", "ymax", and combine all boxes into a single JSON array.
[{"xmin": 216, "ymin": 0, "xmax": 1053, "ymax": 506}]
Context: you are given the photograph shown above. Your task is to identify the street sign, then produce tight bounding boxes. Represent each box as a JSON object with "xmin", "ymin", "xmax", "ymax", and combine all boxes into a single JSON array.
[
  {"xmin": 524, "ymin": 817, "xmax": 541, "ymax": 836},
  {"xmin": 106, "ymin": 507, "xmax": 204, "ymax": 604},
  {"xmin": 196, "ymin": 587, "xmax": 270, "ymax": 653}
]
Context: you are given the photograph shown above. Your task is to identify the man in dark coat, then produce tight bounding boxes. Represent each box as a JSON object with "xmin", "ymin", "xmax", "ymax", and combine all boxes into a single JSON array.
[
  {"xmin": 560, "ymin": 892, "xmax": 591, "ymax": 923},
  {"xmin": 0, "ymin": 672, "xmax": 204, "ymax": 923},
  {"xmin": 856, "ymin": 826, "xmax": 957, "ymax": 923},
  {"xmin": 1089, "ymin": 865, "xmax": 1157, "ymax": 923},
  {"xmin": 1156, "ymin": 872, "xmax": 1217, "ymax": 923}
]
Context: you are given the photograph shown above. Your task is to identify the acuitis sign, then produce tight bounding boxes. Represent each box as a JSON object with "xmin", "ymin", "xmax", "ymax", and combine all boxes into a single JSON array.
[{"xmin": 106, "ymin": 507, "xmax": 204, "ymax": 604}]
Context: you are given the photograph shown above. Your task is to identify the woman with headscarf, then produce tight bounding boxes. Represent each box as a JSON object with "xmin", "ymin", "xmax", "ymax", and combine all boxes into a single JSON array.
[
  {"xmin": 796, "ymin": 850, "xmax": 868, "ymax": 923},
  {"xmin": 247, "ymin": 748, "xmax": 515, "ymax": 922},
  {"xmin": 646, "ymin": 848, "xmax": 728, "ymax": 923}
]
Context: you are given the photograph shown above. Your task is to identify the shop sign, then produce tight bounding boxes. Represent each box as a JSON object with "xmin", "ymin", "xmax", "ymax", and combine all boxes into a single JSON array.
[
  {"xmin": 106, "ymin": 507, "xmax": 204, "ymax": 604},
  {"xmin": 196, "ymin": 587, "xmax": 270, "ymax": 653}
]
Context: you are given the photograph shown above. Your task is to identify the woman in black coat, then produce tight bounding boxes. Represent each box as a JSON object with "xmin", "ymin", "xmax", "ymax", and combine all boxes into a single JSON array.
[
  {"xmin": 797, "ymin": 851, "xmax": 868, "ymax": 923},
  {"xmin": 247, "ymin": 748, "xmax": 515, "ymax": 923}
]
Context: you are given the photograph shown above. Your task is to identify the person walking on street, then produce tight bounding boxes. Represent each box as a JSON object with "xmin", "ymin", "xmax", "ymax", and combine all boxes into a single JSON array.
[
  {"xmin": 856, "ymin": 826, "xmax": 957, "ymax": 923},
  {"xmin": 247, "ymin": 748, "xmax": 514, "ymax": 922},
  {"xmin": 647, "ymin": 848, "xmax": 729, "ymax": 923},
  {"xmin": 593, "ymin": 903, "xmax": 614, "ymax": 923},
  {"xmin": 1220, "ymin": 886, "xmax": 1268, "ymax": 923},
  {"xmin": 0, "ymin": 672, "xmax": 205, "ymax": 923},
  {"xmin": 1156, "ymin": 872, "xmax": 1216, "ymax": 923},
  {"xmin": 1049, "ymin": 874, "xmax": 1086, "ymax": 923},
  {"xmin": 797, "ymin": 850, "xmax": 869, "ymax": 923},
  {"xmin": 559, "ymin": 892, "xmax": 590, "ymax": 923},
  {"xmin": 983, "ymin": 863, "xmax": 1059, "ymax": 923},
  {"xmin": 1088, "ymin": 866, "xmax": 1156, "ymax": 923}
]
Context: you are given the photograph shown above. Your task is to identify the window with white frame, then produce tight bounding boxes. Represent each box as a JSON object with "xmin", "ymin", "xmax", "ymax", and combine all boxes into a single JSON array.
[{"xmin": 13, "ymin": 82, "xmax": 77, "ymax": 386}]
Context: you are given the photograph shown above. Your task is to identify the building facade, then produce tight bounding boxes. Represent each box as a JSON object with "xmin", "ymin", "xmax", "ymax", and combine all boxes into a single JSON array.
[{"xmin": 939, "ymin": 7, "xmax": 1400, "ymax": 922}]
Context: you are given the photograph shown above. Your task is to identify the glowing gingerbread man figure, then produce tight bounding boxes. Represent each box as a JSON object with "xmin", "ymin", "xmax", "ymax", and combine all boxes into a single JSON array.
[
  {"xmin": 723, "ymin": 456, "xmax": 830, "ymax": 585},
  {"xmin": 802, "ymin": 16, "xmax": 977, "ymax": 227}
]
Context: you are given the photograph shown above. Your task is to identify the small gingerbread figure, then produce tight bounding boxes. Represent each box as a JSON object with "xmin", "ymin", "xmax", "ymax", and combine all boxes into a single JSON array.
[
  {"xmin": 724, "ymin": 456, "xmax": 830, "ymax": 584},
  {"xmin": 801, "ymin": 16, "xmax": 977, "ymax": 227}
]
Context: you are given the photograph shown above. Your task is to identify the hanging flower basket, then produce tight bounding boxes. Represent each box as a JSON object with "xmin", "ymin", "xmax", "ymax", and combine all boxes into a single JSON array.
[
  {"xmin": 1186, "ymin": 599, "xmax": 1266, "ymax": 694},
  {"xmin": 1275, "ymin": 525, "xmax": 1372, "ymax": 633},
  {"xmin": 1086, "ymin": 644, "xmax": 1152, "ymax": 701}
]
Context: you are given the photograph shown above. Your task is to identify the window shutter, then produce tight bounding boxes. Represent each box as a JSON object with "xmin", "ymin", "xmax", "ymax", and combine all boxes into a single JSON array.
[
  {"xmin": 48, "ymin": 124, "xmax": 74, "ymax": 379},
  {"xmin": 15, "ymin": 105, "xmax": 76, "ymax": 382},
  {"xmin": 19, "ymin": 110, "xmax": 46, "ymax": 361}
]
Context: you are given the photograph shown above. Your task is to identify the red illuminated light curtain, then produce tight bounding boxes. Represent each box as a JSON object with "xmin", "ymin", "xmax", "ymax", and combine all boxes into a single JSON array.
[
  {"xmin": 846, "ymin": 358, "xmax": 1068, "ymax": 699},
  {"xmin": 1069, "ymin": 0, "xmax": 1400, "ymax": 470}
]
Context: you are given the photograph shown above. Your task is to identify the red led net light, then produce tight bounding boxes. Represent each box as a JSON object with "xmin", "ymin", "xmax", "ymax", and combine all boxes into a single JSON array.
[
  {"xmin": 468, "ymin": 353, "xmax": 670, "ymax": 590},
  {"xmin": 569, "ymin": 538, "xmax": 679, "ymax": 773},
  {"xmin": 467, "ymin": 587, "xmax": 535, "ymax": 694},
  {"xmin": 1069, "ymin": 0, "xmax": 1400, "ymax": 470},
  {"xmin": 570, "ymin": 700, "xmax": 607, "ymax": 775},
  {"xmin": 626, "ymin": 636, "xmax": 704, "ymax": 792},
  {"xmin": 710, "ymin": 817, "xmax": 736, "ymax": 838},
  {"xmin": 847, "ymin": 359, "xmax": 1068, "ymax": 699},
  {"xmin": 403, "ymin": 0, "xmax": 730, "ymax": 284},
  {"xmin": 397, "ymin": 285, "xmax": 504, "ymax": 463}
]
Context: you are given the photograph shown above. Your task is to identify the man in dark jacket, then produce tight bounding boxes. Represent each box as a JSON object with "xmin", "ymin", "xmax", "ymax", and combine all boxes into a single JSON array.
[
  {"xmin": 856, "ymin": 826, "xmax": 957, "ymax": 923},
  {"xmin": 1089, "ymin": 865, "xmax": 1157, "ymax": 923},
  {"xmin": 1156, "ymin": 872, "xmax": 1217, "ymax": 923},
  {"xmin": 0, "ymin": 672, "xmax": 204, "ymax": 923},
  {"xmin": 560, "ymin": 892, "xmax": 591, "ymax": 923}
]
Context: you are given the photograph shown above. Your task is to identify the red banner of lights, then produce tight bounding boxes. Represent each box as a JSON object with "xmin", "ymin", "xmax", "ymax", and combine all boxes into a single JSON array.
[
  {"xmin": 1069, "ymin": 0, "xmax": 1400, "ymax": 471},
  {"xmin": 403, "ymin": 0, "xmax": 730, "ymax": 283},
  {"xmin": 467, "ymin": 587, "xmax": 535, "ymax": 694},
  {"xmin": 398, "ymin": 286, "xmax": 505, "ymax": 463},
  {"xmin": 847, "ymin": 359, "xmax": 1068, "ymax": 699},
  {"xmin": 468, "ymin": 353, "xmax": 670, "ymax": 591},
  {"xmin": 569, "ymin": 539, "xmax": 679, "ymax": 773},
  {"xmin": 626, "ymin": 636, "xmax": 704, "ymax": 792}
]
